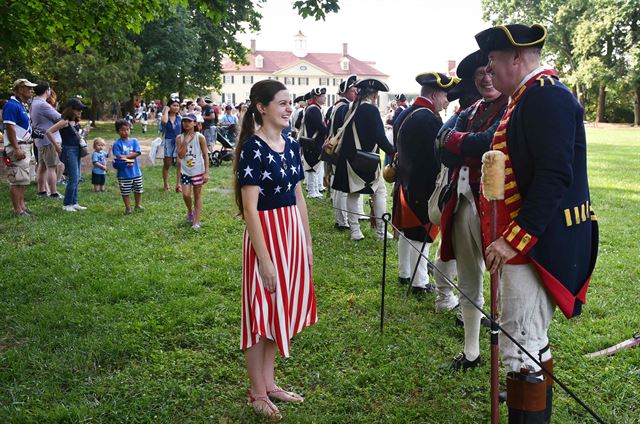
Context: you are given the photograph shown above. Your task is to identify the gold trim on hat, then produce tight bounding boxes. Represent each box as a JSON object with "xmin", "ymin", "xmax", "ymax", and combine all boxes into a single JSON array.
[
  {"xmin": 496, "ymin": 24, "xmax": 547, "ymax": 47},
  {"xmin": 416, "ymin": 72, "xmax": 460, "ymax": 88}
]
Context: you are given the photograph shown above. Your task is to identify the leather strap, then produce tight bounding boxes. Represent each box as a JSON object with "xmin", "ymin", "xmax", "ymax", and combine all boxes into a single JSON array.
[{"xmin": 506, "ymin": 370, "xmax": 547, "ymax": 412}]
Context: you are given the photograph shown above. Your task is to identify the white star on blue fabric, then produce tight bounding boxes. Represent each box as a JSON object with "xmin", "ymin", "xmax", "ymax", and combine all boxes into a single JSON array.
[
  {"xmin": 280, "ymin": 167, "xmax": 286, "ymax": 177},
  {"xmin": 291, "ymin": 166, "xmax": 298, "ymax": 175},
  {"xmin": 240, "ymin": 150, "xmax": 244, "ymax": 159},
  {"xmin": 261, "ymin": 170, "xmax": 272, "ymax": 181},
  {"xmin": 253, "ymin": 149, "xmax": 262, "ymax": 159},
  {"xmin": 274, "ymin": 185, "xmax": 282, "ymax": 194},
  {"xmin": 255, "ymin": 139, "xmax": 262, "ymax": 147},
  {"xmin": 286, "ymin": 182, "xmax": 292, "ymax": 191},
  {"xmin": 258, "ymin": 187, "xmax": 264, "ymax": 196},
  {"xmin": 289, "ymin": 149, "xmax": 295, "ymax": 158},
  {"xmin": 267, "ymin": 153, "xmax": 275, "ymax": 163},
  {"xmin": 243, "ymin": 166, "xmax": 253, "ymax": 178}
]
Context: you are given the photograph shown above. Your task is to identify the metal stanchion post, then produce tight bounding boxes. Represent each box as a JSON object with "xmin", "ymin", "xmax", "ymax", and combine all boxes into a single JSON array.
[{"xmin": 380, "ymin": 213, "xmax": 391, "ymax": 334}]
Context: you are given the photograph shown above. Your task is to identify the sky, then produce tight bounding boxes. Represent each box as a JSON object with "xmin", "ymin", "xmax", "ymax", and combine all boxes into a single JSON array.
[{"xmin": 237, "ymin": 0, "xmax": 491, "ymax": 93}]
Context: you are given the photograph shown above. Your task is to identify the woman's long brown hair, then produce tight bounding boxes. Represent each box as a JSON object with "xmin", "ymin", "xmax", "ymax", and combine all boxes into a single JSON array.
[{"xmin": 233, "ymin": 79, "xmax": 287, "ymax": 217}]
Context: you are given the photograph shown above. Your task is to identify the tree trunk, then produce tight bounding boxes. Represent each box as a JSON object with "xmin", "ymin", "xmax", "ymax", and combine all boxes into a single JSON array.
[
  {"xmin": 596, "ymin": 84, "xmax": 606, "ymax": 123},
  {"xmin": 91, "ymin": 96, "xmax": 98, "ymax": 126},
  {"xmin": 634, "ymin": 86, "xmax": 640, "ymax": 127}
]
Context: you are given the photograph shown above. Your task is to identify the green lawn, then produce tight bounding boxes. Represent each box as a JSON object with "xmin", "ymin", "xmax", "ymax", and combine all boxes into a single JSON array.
[{"xmin": 0, "ymin": 127, "xmax": 638, "ymax": 423}]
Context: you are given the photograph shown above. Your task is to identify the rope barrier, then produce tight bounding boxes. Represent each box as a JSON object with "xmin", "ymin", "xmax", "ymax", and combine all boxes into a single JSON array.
[{"xmin": 325, "ymin": 202, "xmax": 606, "ymax": 424}]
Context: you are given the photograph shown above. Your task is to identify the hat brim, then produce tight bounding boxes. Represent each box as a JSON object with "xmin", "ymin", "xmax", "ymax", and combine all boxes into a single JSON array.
[
  {"xmin": 354, "ymin": 78, "xmax": 389, "ymax": 92},
  {"xmin": 415, "ymin": 72, "xmax": 459, "ymax": 91},
  {"xmin": 475, "ymin": 24, "xmax": 547, "ymax": 53},
  {"xmin": 456, "ymin": 50, "xmax": 488, "ymax": 79},
  {"xmin": 447, "ymin": 79, "xmax": 479, "ymax": 101}
]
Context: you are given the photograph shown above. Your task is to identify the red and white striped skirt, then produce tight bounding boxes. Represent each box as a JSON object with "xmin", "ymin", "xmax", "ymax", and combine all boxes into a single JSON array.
[{"xmin": 241, "ymin": 205, "xmax": 317, "ymax": 357}]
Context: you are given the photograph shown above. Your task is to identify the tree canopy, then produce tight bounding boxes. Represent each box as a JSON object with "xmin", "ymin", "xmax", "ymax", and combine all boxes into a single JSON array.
[
  {"xmin": 481, "ymin": 0, "xmax": 640, "ymax": 124},
  {"xmin": 0, "ymin": 0, "xmax": 340, "ymax": 111}
]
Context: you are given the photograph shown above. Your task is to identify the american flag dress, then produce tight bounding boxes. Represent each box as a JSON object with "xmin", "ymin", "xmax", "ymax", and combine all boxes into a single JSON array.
[{"xmin": 238, "ymin": 134, "xmax": 317, "ymax": 357}]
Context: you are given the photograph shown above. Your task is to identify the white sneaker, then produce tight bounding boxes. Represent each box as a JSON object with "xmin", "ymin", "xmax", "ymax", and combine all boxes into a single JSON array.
[
  {"xmin": 72, "ymin": 204, "xmax": 87, "ymax": 211},
  {"xmin": 376, "ymin": 231, "xmax": 394, "ymax": 241},
  {"xmin": 62, "ymin": 205, "xmax": 77, "ymax": 212},
  {"xmin": 350, "ymin": 228, "xmax": 365, "ymax": 241}
]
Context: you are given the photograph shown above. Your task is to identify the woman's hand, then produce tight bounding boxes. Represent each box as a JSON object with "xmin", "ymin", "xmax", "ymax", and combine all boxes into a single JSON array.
[
  {"xmin": 258, "ymin": 258, "xmax": 278, "ymax": 293},
  {"xmin": 306, "ymin": 244, "xmax": 313, "ymax": 274}
]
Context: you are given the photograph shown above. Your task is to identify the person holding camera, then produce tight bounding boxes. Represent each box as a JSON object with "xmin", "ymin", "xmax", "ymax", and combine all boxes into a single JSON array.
[
  {"xmin": 46, "ymin": 98, "xmax": 90, "ymax": 212},
  {"xmin": 160, "ymin": 98, "xmax": 182, "ymax": 192},
  {"xmin": 30, "ymin": 81, "xmax": 63, "ymax": 199}
]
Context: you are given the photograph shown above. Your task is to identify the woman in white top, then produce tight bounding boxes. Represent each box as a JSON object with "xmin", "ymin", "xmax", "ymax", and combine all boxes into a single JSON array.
[{"xmin": 176, "ymin": 113, "xmax": 209, "ymax": 229}]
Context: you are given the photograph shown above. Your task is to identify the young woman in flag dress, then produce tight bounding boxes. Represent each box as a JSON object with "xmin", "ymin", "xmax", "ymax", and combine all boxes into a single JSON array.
[{"xmin": 234, "ymin": 79, "xmax": 317, "ymax": 421}]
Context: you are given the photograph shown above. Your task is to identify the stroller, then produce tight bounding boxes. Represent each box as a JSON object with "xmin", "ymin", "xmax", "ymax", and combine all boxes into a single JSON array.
[{"xmin": 209, "ymin": 124, "xmax": 236, "ymax": 167}]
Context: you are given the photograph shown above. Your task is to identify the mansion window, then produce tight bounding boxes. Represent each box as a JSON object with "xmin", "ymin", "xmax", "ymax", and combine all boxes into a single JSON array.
[
  {"xmin": 242, "ymin": 76, "xmax": 254, "ymax": 84},
  {"xmin": 223, "ymin": 75, "xmax": 234, "ymax": 84},
  {"xmin": 332, "ymin": 78, "xmax": 341, "ymax": 86},
  {"xmin": 222, "ymin": 93, "xmax": 236, "ymax": 105},
  {"xmin": 298, "ymin": 77, "xmax": 309, "ymax": 85},
  {"xmin": 284, "ymin": 77, "xmax": 295, "ymax": 85},
  {"xmin": 319, "ymin": 77, "xmax": 329, "ymax": 86}
]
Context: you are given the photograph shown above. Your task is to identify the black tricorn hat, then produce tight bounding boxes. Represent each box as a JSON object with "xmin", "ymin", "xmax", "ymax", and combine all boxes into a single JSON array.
[
  {"xmin": 395, "ymin": 93, "xmax": 406, "ymax": 102},
  {"xmin": 456, "ymin": 50, "xmax": 489, "ymax": 79},
  {"xmin": 415, "ymin": 72, "xmax": 459, "ymax": 91},
  {"xmin": 354, "ymin": 78, "xmax": 389, "ymax": 92},
  {"xmin": 294, "ymin": 95, "xmax": 305, "ymax": 103},
  {"xmin": 446, "ymin": 79, "xmax": 479, "ymax": 101},
  {"xmin": 310, "ymin": 87, "xmax": 326, "ymax": 97},
  {"xmin": 475, "ymin": 24, "xmax": 547, "ymax": 53},
  {"xmin": 338, "ymin": 74, "xmax": 358, "ymax": 93},
  {"xmin": 303, "ymin": 92, "xmax": 312, "ymax": 101}
]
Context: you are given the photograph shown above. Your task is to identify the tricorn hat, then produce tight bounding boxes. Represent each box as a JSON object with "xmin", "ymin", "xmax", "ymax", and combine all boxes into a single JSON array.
[
  {"xmin": 303, "ymin": 92, "xmax": 312, "ymax": 101},
  {"xmin": 354, "ymin": 78, "xmax": 389, "ymax": 92},
  {"xmin": 294, "ymin": 95, "xmax": 305, "ymax": 103},
  {"xmin": 456, "ymin": 50, "xmax": 489, "ymax": 79},
  {"xmin": 204, "ymin": 96, "xmax": 213, "ymax": 104},
  {"xmin": 310, "ymin": 87, "xmax": 327, "ymax": 97},
  {"xmin": 415, "ymin": 72, "xmax": 459, "ymax": 91},
  {"xmin": 395, "ymin": 93, "xmax": 406, "ymax": 102},
  {"xmin": 475, "ymin": 24, "xmax": 547, "ymax": 53},
  {"xmin": 339, "ymin": 74, "xmax": 358, "ymax": 93},
  {"xmin": 446, "ymin": 79, "xmax": 479, "ymax": 102}
]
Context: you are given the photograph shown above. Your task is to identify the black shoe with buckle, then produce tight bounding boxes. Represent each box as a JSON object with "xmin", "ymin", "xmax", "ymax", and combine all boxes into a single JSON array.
[
  {"xmin": 411, "ymin": 284, "xmax": 434, "ymax": 297},
  {"xmin": 450, "ymin": 352, "xmax": 481, "ymax": 371},
  {"xmin": 399, "ymin": 277, "xmax": 411, "ymax": 285},
  {"xmin": 334, "ymin": 223, "xmax": 349, "ymax": 231}
]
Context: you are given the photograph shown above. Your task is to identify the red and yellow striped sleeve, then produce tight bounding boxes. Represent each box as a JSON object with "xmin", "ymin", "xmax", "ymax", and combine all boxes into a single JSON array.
[{"xmin": 502, "ymin": 220, "xmax": 538, "ymax": 254}]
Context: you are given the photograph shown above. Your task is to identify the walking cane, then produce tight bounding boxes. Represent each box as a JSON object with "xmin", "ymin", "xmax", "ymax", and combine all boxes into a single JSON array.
[{"xmin": 481, "ymin": 150, "xmax": 506, "ymax": 424}]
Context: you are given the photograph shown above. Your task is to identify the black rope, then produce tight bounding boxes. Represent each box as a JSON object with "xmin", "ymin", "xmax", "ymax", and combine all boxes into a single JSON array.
[{"xmin": 327, "ymin": 203, "xmax": 606, "ymax": 424}]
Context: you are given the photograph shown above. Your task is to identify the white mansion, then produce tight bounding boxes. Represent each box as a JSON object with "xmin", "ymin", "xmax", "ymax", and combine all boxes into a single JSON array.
[{"xmin": 216, "ymin": 32, "xmax": 390, "ymax": 110}]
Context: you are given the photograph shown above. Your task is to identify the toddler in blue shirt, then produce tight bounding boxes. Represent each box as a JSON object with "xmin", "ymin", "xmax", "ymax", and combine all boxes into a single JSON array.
[{"xmin": 91, "ymin": 138, "xmax": 109, "ymax": 192}]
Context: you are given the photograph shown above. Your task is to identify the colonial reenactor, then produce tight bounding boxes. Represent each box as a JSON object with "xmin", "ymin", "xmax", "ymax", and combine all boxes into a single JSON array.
[
  {"xmin": 332, "ymin": 78, "xmax": 395, "ymax": 241},
  {"xmin": 431, "ymin": 78, "xmax": 481, "ymax": 313},
  {"xmin": 290, "ymin": 95, "xmax": 306, "ymax": 139},
  {"xmin": 325, "ymin": 74, "xmax": 358, "ymax": 230},
  {"xmin": 391, "ymin": 72, "xmax": 457, "ymax": 297},
  {"xmin": 436, "ymin": 50, "xmax": 508, "ymax": 370},
  {"xmin": 477, "ymin": 24, "xmax": 598, "ymax": 423},
  {"xmin": 300, "ymin": 87, "xmax": 327, "ymax": 198},
  {"xmin": 387, "ymin": 93, "xmax": 408, "ymax": 126}
]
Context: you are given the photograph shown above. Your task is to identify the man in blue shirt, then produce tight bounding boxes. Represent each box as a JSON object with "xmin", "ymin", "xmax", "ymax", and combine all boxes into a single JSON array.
[{"xmin": 3, "ymin": 79, "xmax": 36, "ymax": 215}]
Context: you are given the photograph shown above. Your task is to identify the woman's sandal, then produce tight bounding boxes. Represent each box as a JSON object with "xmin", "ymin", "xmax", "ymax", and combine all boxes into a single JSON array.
[
  {"xmin": 267, "ymin": 386, "xmax": 304, "ymax": 403},
  {"xmin": 247, "ymin": 391, "xmax": 282, "ymax": 421}
]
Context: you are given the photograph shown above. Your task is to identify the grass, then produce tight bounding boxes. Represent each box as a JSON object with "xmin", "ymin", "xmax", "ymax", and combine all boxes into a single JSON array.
[{"xmin": 0, "ymin": 126, "xmax": 638, "ymax": 423}]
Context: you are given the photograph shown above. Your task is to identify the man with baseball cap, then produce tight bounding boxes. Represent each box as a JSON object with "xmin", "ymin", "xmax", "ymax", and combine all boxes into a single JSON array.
[
  {"xmin": 3, "ymin": 79, "xmax": 37, "ymax": 215},
  {"xmin": 476, "ymin": 24, "xmax": 598, "ymax": 423}
]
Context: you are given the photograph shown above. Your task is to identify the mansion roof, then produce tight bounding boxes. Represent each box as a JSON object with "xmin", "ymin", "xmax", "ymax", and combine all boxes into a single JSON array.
[{"xmin": 222, "ymin": 50, "xmax": 388, "ymax": 77}]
